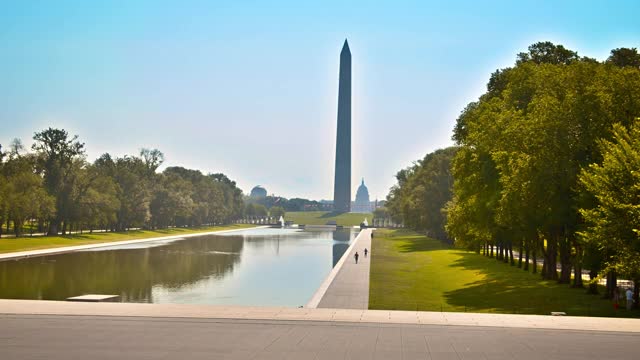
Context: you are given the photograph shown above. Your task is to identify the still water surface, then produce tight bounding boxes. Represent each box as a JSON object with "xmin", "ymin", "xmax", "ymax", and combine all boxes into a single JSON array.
[{"xmin": 0, "ymin": 227, "xmax": 356, "ymax": 307}]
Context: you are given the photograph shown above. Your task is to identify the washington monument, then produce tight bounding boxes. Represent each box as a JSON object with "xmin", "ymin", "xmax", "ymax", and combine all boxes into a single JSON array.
[{"xmin": 333, "ymin": 39, "xmax": 351, "ymax": 213}]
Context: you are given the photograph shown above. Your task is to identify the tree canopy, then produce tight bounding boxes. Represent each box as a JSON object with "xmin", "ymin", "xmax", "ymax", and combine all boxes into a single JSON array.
[
  {"xmin": 386, "ymin": 42, "xmax": 640, "ymax": 305},
  {"xmin": 0, "ymin": 129, "xmax": 245, "ymax": 236}
]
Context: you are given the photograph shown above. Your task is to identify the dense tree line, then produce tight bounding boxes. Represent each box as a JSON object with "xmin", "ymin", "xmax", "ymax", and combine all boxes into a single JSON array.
[
  {"xmin": 246, "ymin": 195, "xmax": 332, "ymax": 212},
  {"xmin": 387, "ymin": 42, "xmax": 640, "ymax": 304},
  {"xmin": 240, "ymin": 203, "xmax": 285, "ymax": 221},
  {"xmin": 385, "ymin": 147, "xmax": 458, "ymax": 241},
  {"xmin": 0, "ymin": 128, "xmax": 244, "ymax": 237}
]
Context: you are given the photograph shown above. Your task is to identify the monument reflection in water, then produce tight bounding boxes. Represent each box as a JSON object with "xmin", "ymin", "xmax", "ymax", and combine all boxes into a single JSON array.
[{"xmin": 0, "ymin": 227, "xmax": 356, "ymax": 307}]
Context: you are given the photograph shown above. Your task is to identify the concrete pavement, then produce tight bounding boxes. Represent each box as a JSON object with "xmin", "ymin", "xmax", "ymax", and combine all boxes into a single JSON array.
[
  {"xmin": 2, "ymin": 312, "xmax": 639, "ymax": 360},
  {"xmin": 309, "ymin": 228, "xmax": 372, "ymax": 309},
  {"xmin": 1, "ymin": 300, "xmax": 639, "ymax": 333}
]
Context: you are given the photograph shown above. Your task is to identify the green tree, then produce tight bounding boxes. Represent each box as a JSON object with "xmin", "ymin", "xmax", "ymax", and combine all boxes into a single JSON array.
[
  {"xmin": 516, "ymin": 41, "xmax": 579, "ymax": 65},
  {"xmin": 607, "ymin": 48, "xmax": 640, "ymax": 68},
  {"xmin": 270, "ymin": 206, "xmax": 285, "ymax": 219},
  {"xmin": 386, "ymin": 147, "xmax": 458, "ymax": 242},
  {"xmin": 0, "ymin": 144, "xmax": 7, "ymax": 236},
  {"xmin": 254, "ymin": 204, "xmax": 268, "ymax": 217},
  {"xmin": 72, "ymin": 164, "xmax": 119, "ymax": 232},
  {"xmin": 1, "ymin": 146, "xmax": 55, "ymax": 236},
  {"xmin": 244, "ymin": 203, "xmax": 256, "ymax": 217},
  {"xmin": 95, "ymin": 154, "xmax": 152, "ymax": 231},
  {"xmin": 31, "ymin": 128, "xmax": 85, "ymax": 235},
  {"xmin": 446, "ymin": 42, "xmax": 640, "ymax": 287},
  {"xmin": 579, "ymin": 120, "xmax": 640, "ymax": 305}
]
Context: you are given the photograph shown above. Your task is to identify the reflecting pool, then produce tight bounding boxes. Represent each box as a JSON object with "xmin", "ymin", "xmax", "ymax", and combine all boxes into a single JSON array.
[{"xmin": 0, "ymin": 227, "xmax": 357, "ymax": 307}]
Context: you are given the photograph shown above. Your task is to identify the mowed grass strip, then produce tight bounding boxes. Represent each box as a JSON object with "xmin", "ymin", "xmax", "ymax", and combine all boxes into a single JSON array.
[
  {"xmin": 0, "ymin": 224, "xmax": 255, "ymax": 254},
  {"xmin": 285, "ymin": 211, "xmax": 372, "ymax": 226},
  {"xmin": 369, "ymin": 229, "xmax": 637, "ymax": 317}
]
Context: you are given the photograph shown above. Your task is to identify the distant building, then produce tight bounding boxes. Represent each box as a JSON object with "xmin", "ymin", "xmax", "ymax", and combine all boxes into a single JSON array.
[
  {"xmin": 352, "ymin": 178, "xmax": 372, "ymax": 213},
  {"xmin": 250, "ymin": 185, "xmax": 267, "ymax": 199}
]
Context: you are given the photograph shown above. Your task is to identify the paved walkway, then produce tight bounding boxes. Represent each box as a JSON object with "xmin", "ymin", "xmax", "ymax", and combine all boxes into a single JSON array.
[
  {"xmin": 309, "ymin": 228, "xmax": 372, "ymax": 309},
  {"xmin": 2, "ymin": 299, "xmax": 639, "ymax": 333},
  {"xmin": 2, "ymin": 312, "xmax": 639, "ymax": 359}
]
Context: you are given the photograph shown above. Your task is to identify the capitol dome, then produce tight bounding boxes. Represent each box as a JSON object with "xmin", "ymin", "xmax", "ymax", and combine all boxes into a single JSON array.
[
  {"xmin": 250, "ymin": 185, "xmax": 267, "ymax": 198},
  {"xmin": 352, "ymin": 179, "xmax": 371, "ymax": 213}
]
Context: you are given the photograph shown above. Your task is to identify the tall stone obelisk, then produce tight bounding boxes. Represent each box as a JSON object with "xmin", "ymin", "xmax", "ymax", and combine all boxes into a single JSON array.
[{"xmin": 333, "ymin": 39, "xmax": 351, "ymax": 213}]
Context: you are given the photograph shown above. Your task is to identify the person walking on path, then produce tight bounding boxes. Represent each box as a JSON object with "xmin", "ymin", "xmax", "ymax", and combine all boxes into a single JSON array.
[
  {"xmin": 613, "ymin": 287, "xmax": 620, "ymax": 310},
  {"xmin": 364, "ymin": 248, "xmax": 368, "ymax": 258},
  {"xmin": 626, "ymin": 288, "xmax": 634, "ymax": 310},
  {"xmin": 354, "ymin": 252, "xmax": 359, "ymax": 264}
]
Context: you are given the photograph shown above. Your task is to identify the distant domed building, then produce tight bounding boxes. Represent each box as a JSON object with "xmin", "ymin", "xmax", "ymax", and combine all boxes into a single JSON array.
[
  {"xmin": 352, "ymin": 178, "xmax": 372, "ymax": 213},
  {"xmin": 250, "ymin": 185, "xmax": 267, "ymax": 199}
]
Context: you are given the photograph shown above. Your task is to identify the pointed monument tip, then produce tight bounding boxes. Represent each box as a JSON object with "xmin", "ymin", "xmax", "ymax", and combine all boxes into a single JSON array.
[{"xmin": 342, "ymin": 39, "xmax": 350, "ymax": 52}]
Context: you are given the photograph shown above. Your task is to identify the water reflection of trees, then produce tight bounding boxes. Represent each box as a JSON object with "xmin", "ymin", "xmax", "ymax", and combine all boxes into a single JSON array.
[
  {"xmin": 0, "ymin": 229, "xmax": 359, "ymax": 302},
  {"xmin": 0, "ymin": 235, "xmax": 243, "ymax": 302}
]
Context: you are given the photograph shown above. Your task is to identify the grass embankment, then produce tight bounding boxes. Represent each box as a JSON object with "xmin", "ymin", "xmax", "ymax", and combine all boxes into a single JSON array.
[
  {"xmin": 285, "ymin": 211, "xmax": 373, "ymax": 226},
  {"xmin": 0, "ymin": 224, "xmax": 255, "ymax": 254},
  {"xmin": 369, "ymin": 228, "xmax": 638, "ymax": 317}
]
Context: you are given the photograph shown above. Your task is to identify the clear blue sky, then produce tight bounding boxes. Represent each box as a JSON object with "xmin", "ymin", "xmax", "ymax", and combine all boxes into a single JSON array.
[{"xmin": 1, "ymin": 0, "xmax": 639, "ymax": 200}]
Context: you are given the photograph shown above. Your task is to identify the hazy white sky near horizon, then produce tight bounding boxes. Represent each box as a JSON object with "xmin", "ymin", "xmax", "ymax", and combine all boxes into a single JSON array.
[{"xmin": 1, "ymin": 0, "xmax": 639, "ymax": 200}]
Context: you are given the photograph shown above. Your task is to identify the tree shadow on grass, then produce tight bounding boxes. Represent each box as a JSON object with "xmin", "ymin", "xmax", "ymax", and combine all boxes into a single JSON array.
[
  {"xmin": 441, "ymin": 252, "xmax": 632, "ymax": 317},
  {"xmin": 392, "ymin": 232, "xmax": 451, "ymax": 253}
]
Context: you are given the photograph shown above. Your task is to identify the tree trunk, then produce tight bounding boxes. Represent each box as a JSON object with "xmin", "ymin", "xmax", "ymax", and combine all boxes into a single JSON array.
[
  {"xmin": 633, "ymin": 279, "xmax": 639, "ymax": 309},
  {"xmin": 14, "ymin": 219, "xmax": 22, "ymax": 237},
  {"xmin": 518, "ymin": 241, "xmax": 523, "ymax": 268},
  {"xmin": 587, "ymin": 270, "xmax": 599, "ymax": 295},
  {"xmin": 503, "ymin": 243, "xmax": 508, "ymax": 262},
  {"xmin": 48, "ymin": 221, "xmax": 60, "ymax": 236},
  {"xmin": 543, "ymin": 230, "xmax": 559, "ymax": 280},
  {"xmin": 604, "ymin": 270, "xmax": 617, "ymax": 299},
  {"xmin": 572, "ymin": 262, "xmax": 583, "ymax": 288},
  {"xmin": 532, "ymin": 247, "xmax": 537, "ymax": 274},
  {"xmin": 509, "ymin": 242, "xmax": 514, "ymax": 266},
  {"xmin": 571, "ymin": 241, "xmax": 584, "ymax": 288},
  {"xmin": 558, "ymin": 234, "xmax": 572, "ymax": 284},
  {"xmin": 503, "ymin": 242, "xmax": 509, "ymax": 263},
  {"xmin": 524, "ymin": 245, "xmax": 530, "ymax": 271}
]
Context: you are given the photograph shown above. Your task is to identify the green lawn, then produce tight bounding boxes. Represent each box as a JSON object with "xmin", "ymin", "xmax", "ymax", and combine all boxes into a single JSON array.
[
  {"xmin": 285, "ymin": 211, "xmax": 373, "ymax": 226},
  {"xmin": 369, "ymin": 229, "xmax": 638, "ymax": 317},
  {"xmin": 0, "ymin": 224, "xmax": 255, "ymax": 254}
]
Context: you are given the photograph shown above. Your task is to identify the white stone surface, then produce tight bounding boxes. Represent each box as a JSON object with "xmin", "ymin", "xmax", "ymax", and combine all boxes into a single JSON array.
[
  {"xmin": 1, "ymin": 299, "xmax": 639, "ymax": 333},
  {"xmin": 67, "ymin": 294, "xmax": 119, "ymax": 302}
]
